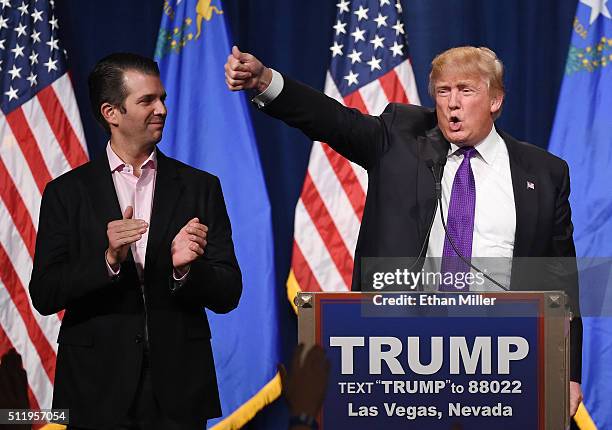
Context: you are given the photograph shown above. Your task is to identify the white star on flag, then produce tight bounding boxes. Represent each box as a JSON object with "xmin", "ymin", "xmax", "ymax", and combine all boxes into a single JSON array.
[
  {"xmin": 31, "ymin": 8, "xmax": 43, "ymax": 23},
  {"xmin": 367, "ymin": 55, "xmax": 382, "ymax": 71},
  {"xmin": 579, "ymin": 0, "xmax": 612, "ymax": 24},
  {"xmin": 46, "ymin": 36, "xmax": 59, "ymax": 52},
  {"xmin": 374, "ymin": 13, "xmax": 388, "ymax": 27},
  {"xmin": 0, "ymin": 39, "xmax": 5, "ymax": 50},
  {"xmin": 354, "ymin": 5, "xmax": 369, "ymax": 21},
  {"xmin": 389, "ymin": 41, "xmax": 403, "ymax": 57},
  {"xmin": 29, "ymin": 51, "xmax": 38, "ymax": 64},
  {"xmin": 49, "ymin": 15, "xmax": 58, "ymax": 29},
  {"xmin": 370, "ymin": 34, "xmax": 385, "ymax": 49},
  {"xmin": 392, "ymin": 20, "xmax": 404, "ymax": 35},
  {"xmin": 351, "ymin": 27, "xmax": 366, "ymax": 42},
  {"xmin": 330, "ymin": 41, "xmax": 344, "ymax": 57},
  {"xmin": 336, "ymin": 0, "xmax": 350, "ymax": 13},
  {"xmin": 44, "ymin": 57, "xmax": 58, "ymax": 72},
  {"xmin": 26, "ymin": 71, "xmax": 37, "ymax": 86},
  {"xmin": 11, "ymin": 43, "xmax": 24, "ymax": 58},
  {"xmin": 348, "ymin": 49, "xmax": 362, "ymax": 64},
  {"xmin": 0, "ymin": 15, "xmax": 8, "ymax": 30},
  {"xmin": 333, "ymin": 20, "xmax": 347, "ymax": 35},
  {"xmin": 344, "ymin": 70, "xmax": 359, "ymax": 86},
  {"xmin": 8, "ymin": 64, "xmax": 21, "ymax": 80},
  {"xmin": 380, "ymin": 0, "xmax": 391, "ymax": 6},
  {"xmin": 0, "ymin": 0, "xmax": 11, "ymax": 9},
  {"xmin": 395, "ymin": 0, "xmax": 402, "ymax": 13},
  {"xmin": 4, "ymin": 85, "xmax": 18, "ymax": 101},
  {"xmin": 31, "ymin": 30, "xmax": 41, "ymax": 43},
  {"xmin": 14, "ymin": 22, "xmax": 27, "ymax": 37},
  {"xmin": 17, "ymin": 0, "xmax": 27, "ymax": 15}
]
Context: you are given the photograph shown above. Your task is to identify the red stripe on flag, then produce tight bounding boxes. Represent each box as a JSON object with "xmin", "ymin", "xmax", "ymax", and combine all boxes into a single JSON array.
[
  {"xmin": 0, "ymin": 323, "xmax": 13, "ymax": 358},
  {"xmin": 4, "ymin": 109, "xmax": 52, "ymax": 194},
  {"xmin": 0, "ymin": 244, "xmax": 56, "ymax": 384},
  {"xmin": 300, "ymin": 174, "xmax": 353, "ymax": 288},
  {"xmin": 379, "ymin": 69, "xmax": 409, "ymax": 104},
  {"xmin": 37, "ymin": 86, "xmax": 88, "ymax": 169},
  {"xmin": 0, "ymin": 158, "xmax": 37, "ymax": 258},
  {"xmin": 343, "ymin": 91, "xmax": 369, "ymax": 114},
  {"xmin": 320, "ymin": 143, "xmax": 366, "ymax": 220},
  {"xmin": 290, "ymin": 240, "xmax": 321, "ymax": 292}
]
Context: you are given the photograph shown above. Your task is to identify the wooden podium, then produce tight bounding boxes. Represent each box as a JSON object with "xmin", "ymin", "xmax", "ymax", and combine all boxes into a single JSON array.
[{"xmin": 296, "ymin": 291, "xmax": 571, "ymax": 430}]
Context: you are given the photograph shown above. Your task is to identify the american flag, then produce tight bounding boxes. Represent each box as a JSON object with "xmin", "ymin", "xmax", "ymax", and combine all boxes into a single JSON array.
[
  {"xmin": 286, "ymin": 0, "xmax": 420, "ymax": 301},
  {"xmin": 0, "ymin": 0, "xmax": 87, "ymax": 415}
]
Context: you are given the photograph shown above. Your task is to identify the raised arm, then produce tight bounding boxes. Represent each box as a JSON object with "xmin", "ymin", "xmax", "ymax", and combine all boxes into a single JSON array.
[{"xmin": 224, "ymin": 46, "xmax": 395, "ymax": 169}]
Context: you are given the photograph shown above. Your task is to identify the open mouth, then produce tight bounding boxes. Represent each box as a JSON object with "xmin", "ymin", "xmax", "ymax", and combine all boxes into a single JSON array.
[{"xmin": 449, "ymin": 116, "xmax": 461, "ymax": 131}]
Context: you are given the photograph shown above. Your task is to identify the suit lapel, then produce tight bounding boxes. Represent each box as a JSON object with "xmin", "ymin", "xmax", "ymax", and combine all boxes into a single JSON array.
[
  {"xmin": 416, "ymin": 126, "xmax": 450, "ymax": 237},
  {"xmin": 144, "ymin": 151, "xmax": 183, "ymax": 274},
  {"xmin": 421, "ymin": 126, "xmax": 450, "ymax": 166},
  {"xmin": 89, "ymin": 153, "xmax": 123, "ymax": 228},
  {"xmin": 502, "ymin": 131, "xmax": 539, "ymax": 257}
]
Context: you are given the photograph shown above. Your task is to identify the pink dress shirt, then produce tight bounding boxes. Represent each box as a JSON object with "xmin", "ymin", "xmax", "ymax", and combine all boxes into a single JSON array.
[
  {"xmin": 104, "ymin": 143, "xmax": 188, "ymax": 283},
  {"xmin": 105, "ymin": 143, "xmax": 157, "ymax": 282}
]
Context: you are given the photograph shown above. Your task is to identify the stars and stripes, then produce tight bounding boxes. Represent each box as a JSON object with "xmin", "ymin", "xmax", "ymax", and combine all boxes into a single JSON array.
[
  {"xmin": 0, "ymin": 0, "xmax": 87, "ymax": 417},
  {"xmin": 287, "ymin": 0, "xmax": 420, "ymax": 301}
]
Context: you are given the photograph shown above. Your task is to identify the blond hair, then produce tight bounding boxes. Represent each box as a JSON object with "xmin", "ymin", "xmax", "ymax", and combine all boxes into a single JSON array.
[{"xmin": 429, "ymin": 46, "xmax": 505, "ymax": 119}]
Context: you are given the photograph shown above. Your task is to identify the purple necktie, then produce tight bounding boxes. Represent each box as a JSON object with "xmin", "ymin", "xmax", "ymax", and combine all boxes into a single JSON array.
[{"xmin": 440, "ymin": 147, "xmax": 477, "ymax": 291}]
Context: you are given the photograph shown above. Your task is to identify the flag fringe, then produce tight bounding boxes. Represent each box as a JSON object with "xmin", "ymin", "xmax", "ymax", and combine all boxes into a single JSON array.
[
  {"xmin": 575, "ymin": 401, "xmax": 598, "ymax": 430},
  {"xmin": 286, "ymin": 269, "xmax": 301, "ymax": 314},
  {"xmin": 211, "ymin": 373, "xmax": 282, "ymax": 430}
]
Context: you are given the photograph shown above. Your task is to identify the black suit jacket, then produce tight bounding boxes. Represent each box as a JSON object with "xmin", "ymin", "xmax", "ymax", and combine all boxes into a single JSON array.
[
  {"xmin": 29, "ymin": 150, "xmax": 242, "ymax": 428},
  {"xmin": 264, "ymin": 76, "xmax": 582, "ymax": 381}
]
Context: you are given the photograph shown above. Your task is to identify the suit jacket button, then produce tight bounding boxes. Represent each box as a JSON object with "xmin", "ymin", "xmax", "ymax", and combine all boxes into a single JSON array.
[{"xmin": 135, "ymin": 334, "xmax": 143, "ymax": 343}]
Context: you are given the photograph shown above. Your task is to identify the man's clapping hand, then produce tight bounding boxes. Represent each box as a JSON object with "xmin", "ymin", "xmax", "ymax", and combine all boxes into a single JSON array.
[
  {"xmin": 172, "ymin": 217, "xmax": 208, "ymax": 277},
  {"xmin": 106, "ymin": 206, "xmax": 148, "ymax": 270}
]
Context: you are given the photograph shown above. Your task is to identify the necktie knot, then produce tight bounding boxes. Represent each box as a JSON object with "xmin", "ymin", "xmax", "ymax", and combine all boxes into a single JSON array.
[{"xmin": 459, "ymin": 146, "xmax": 478, "ymax": 160}]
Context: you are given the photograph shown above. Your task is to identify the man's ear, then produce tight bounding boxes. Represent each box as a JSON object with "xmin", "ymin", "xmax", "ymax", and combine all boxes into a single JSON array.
[
  {"xmin": 101, "ymin": 103, "xmax": 119, "ymax": 128},
  {"xmin": 490, "ymin": 92, "xmax": 504, "ymax": 115}
]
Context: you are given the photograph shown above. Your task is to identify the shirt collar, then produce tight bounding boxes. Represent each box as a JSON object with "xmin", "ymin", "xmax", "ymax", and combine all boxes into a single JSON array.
[
  {"xmin": 447, "ymin": 125, "xmax": 502, "ymax": 165},
  {"xmin": 106, "ymin": 142, "xmax": 157, "ymax": 172}
]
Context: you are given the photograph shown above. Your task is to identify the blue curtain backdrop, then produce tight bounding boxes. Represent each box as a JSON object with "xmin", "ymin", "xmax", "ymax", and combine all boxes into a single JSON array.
[{"xmin": 54, "ymin": 1, "xmax": 579, "ymax": 428}]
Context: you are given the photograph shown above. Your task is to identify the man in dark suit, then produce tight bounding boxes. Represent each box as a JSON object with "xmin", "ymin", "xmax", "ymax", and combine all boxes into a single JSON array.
[
  {"xmin": 29, "ymin": 53, "xmax": 242, "ymax": 429},
  {"xmin": 225, "ymin": 45, "xmax": 583, "ymax": 417}
]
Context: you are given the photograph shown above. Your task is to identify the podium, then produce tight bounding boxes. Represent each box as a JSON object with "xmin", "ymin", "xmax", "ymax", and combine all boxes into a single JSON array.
[{"xmin": 296, "ymin": 291, "xmax": 570, "ymax": 430}]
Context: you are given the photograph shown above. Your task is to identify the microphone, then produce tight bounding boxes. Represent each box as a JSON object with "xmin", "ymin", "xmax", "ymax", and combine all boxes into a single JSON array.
[
  {"xmin": 427, "ymin": 160, "xmax": 510, "ymax": 292},
  {"xmin": 399, "ymin": 159, "xmax": 447, "ymax": 286},
  {"xmin": 426, "ymin": 158, "xmax": 446, "ymax": 200}
]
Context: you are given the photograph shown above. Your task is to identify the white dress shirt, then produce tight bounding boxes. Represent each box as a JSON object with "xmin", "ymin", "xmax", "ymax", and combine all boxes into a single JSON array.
[{"xmin": 425, "ymin": 126, "xmax": 516, "ymax": 290}]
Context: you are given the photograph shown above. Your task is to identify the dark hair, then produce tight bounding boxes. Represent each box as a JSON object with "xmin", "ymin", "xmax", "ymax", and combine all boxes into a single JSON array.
[{"xmin": 88, "ymin": 52, "xmax": 160, "ymax": 133}]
